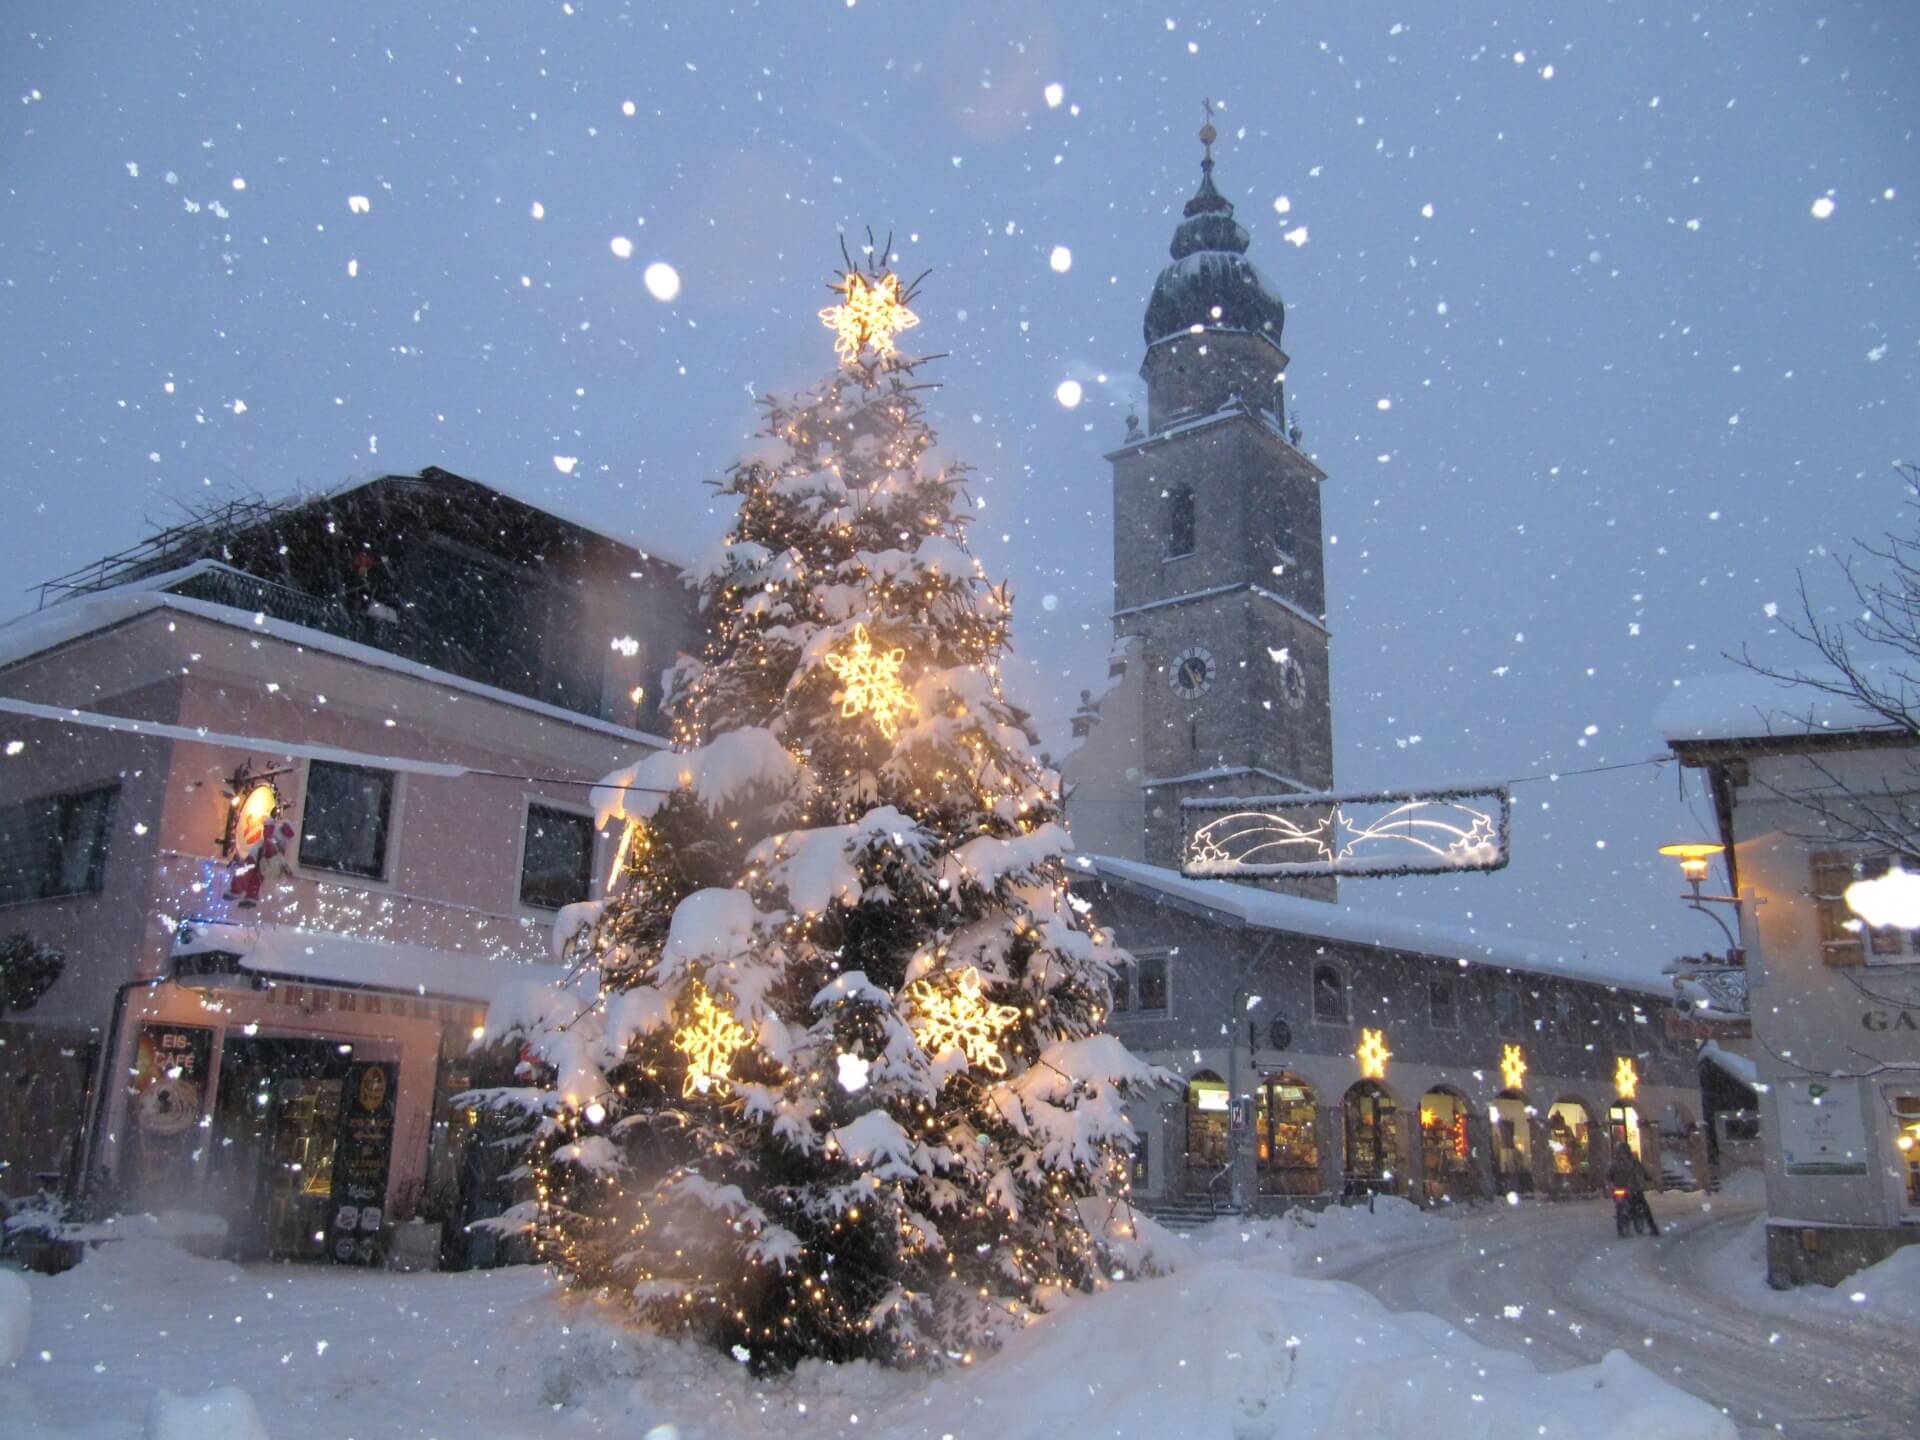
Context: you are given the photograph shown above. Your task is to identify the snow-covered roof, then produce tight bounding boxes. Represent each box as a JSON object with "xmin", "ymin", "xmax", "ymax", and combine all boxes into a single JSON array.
[
  {"xmin": 1080, "ymin": 854, "xmax": 1670, "ymax": 995},
  {"xmin": 1700, "ymin": 1040, "xmax": 1760, "ymax": 1091},
  {"xmin": 1654, "ymin": 668, "xmax": 1907, "ymax": 746},
  {"xmin": 174, "ymin": 919, "xmax": 562, "ymax": 1004},
  {"xmin": 0, "ymin": 572, "xmax": 667, "ymax": 750}
]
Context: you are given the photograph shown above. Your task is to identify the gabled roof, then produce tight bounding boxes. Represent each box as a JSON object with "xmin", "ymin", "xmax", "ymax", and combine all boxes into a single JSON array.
[
  {"xmin": 1655, "ymin": 667, "xmax": 1910, "ymax": 749},
  {"xmin": 0, "ymin": 571, "xmax": 668, "ymax": 749}
]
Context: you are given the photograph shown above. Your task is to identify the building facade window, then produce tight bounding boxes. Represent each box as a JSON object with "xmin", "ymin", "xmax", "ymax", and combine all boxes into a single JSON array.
[
  {"xmin": 1428, "ymin": 977, "xmax": 1456, "ymax": 1029},
  {"xmin": 1165, "ymin": 485, "xmax": 1196, "ymax": 559},
  {"xmin": 1134, "ymin": 951, "xmax": 1169, "ymax": 1012},
  {"xmin": 1312, "ymin": 963, "xmax": 1347, "ymax": 1022},
  {"xmin": 0, "ymin": 784, "xmax": 118, "ymax": 907},
  {"xmin": 1894, "ymin": 1094, "xmax": 1920, "ymax": 1206},
  {"xmin": 1812, "ymin": 851, "xmax": 1920, "ymax": 965},
  {"xmin": 1495, "ymin": 984, "xmax": 1521, "ymax": 1036},
  {"xmin": 299, "ymin": 761, "xmax": 394, "ymax": 879},
  {"xmin": 520, "ymin": 804, "xmax": 595, "ymax": 910}
]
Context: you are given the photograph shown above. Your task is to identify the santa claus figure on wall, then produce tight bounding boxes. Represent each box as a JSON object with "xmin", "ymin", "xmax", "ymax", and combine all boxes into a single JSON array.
[{"xmin": 227, "ymin": 781, "xmax": 295, "ymax": 907}]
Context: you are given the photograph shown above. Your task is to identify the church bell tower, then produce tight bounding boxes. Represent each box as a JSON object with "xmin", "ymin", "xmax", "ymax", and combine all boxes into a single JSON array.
[{"xmin": 1103, "ymin": 112, "xmax": 1335, "ymax": 884}]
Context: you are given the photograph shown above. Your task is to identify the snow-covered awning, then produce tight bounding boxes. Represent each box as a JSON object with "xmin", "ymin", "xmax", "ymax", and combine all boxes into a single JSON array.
[
  {"xmin": 1700, "ymin": 1040, "xmax": 1760, "ymax": 1093},
  {"xmin": 172, "ymin": 920, "xmax": 563, "ymax": 1005}
]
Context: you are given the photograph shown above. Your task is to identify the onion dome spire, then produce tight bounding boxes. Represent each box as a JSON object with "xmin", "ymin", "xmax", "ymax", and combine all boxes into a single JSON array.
[{"xmin": 1143, "ymin": 100, "xmax": 1286, "ymax": 349}]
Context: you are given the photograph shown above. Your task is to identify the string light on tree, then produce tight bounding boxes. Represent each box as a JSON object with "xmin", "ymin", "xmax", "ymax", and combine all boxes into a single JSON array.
[
  {"xmin": 824, "ymin": 623, "xmax": 917, "ymax": 739},
  {"xmin": 1356, "ymin": 1027, "xmax": 1392, "ymax": 1080},
  {"xmin": 494, "ymin": 242, "xmax": 1156, "ymax": 1372},
  {"xmin": 1500, "ymin": 1043, "xmax": 1528, "ymax": 1092},
  {"xmin": 908, "ymin": 967, "xmax": 1022, "ymax": 1077},
  {"xmin": 819, "ymin": 270, "xmax": 920, "ymax": 362},
  {"xmin": 673, "ymin": 983, "xmax": 752, "ymax": 1097}
]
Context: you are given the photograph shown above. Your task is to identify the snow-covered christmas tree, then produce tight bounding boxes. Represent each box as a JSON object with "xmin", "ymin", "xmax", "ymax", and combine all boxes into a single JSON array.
[{"xmin": 485, "ymin": 247, "xmax": 1162, "ymax": 1371}]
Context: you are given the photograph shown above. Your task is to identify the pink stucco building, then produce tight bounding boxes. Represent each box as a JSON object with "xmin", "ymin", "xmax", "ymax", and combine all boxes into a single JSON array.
[{"xmin": 0, "ymin": 470, "xmax": 697, "ymax": 1266}]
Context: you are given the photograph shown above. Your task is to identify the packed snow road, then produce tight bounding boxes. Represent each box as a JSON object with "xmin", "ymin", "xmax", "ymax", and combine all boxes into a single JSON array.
[{"xmin": 1320, "ymin": 1187, "xmax": 1920, "ymax": 1439}]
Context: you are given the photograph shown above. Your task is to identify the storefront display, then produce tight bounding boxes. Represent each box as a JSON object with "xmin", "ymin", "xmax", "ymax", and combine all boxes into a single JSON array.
[{"xmin": 127, "ymin": 1022, "xmax": 213, "ymax": 1201}]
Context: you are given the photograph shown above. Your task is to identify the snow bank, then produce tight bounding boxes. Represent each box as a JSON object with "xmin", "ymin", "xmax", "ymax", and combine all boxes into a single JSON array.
[
  {"xmin": 0, "ymin": 1267, "xmax": 28, "ymax": 1365},
  {"xmin": 1704, "ymin": 1212, "xmax": 1920, "ymax": 1330},
  {"xmin": 13, "ymin": 1193, "xmax": 1735, "ymax": 1440},
  {"xmin": 145, "ymin": 1385, "xmax": 269, "ymax": 1440},
  {"xmin": 905, "ymin": 1246, "xmax": 1733, "ymax": 1439}
]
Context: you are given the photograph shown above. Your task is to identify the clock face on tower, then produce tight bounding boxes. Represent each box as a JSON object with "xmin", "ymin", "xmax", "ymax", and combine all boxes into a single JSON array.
[
  {"xmin": 1280, "ymin": 653, "xmax": 1309, "ymax": 710},
  {"xmin": 1170, "ymin": 646, "xmax": 1217, "ymax": 700}
]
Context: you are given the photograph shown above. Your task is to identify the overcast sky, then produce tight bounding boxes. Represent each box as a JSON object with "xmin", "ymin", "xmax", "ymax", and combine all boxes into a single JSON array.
[{"xmin": 3, "ymin": 1, "xmax": 1915, "ymax": 981}]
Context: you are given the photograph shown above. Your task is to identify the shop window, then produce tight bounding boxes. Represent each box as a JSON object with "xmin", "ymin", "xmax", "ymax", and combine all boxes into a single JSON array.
[
  {"xmin": 1129, "ymin": 1133, "xmax": 1150, "ymax": 1187},
  {"xmin": 1495, "ymin": 984, "xmax": 1520, "ymax": 1036},
  {"xmin": 1813, "ymin": 852, "xmax": 1920, "ymax": 965},
  {"xmin": 1256, "ymin": 1075, "xmax": 1319, "ymax": 1195},
  {"xmin": 1110, "ymin": 961, "xmax": 1131, "ymax": 1014},
  {"xmin": 1312, "ymin": 963, "xmax": 1347, "ymax": 1022},
  {"xmin": 0, "ymin": 783, "xmax": 118, "ymax": 907},
  {"xmin": 1420, "ymin": 1089, "xmax": 1472, "ymax": 1195},
  {"xmin": 1165, "ymin": 485, "xmax": 1196, "ymax": 559},
  {"xmin": 1894, "ymin": 1094, "xmax": 1920, "ymax": 1206},
  {"xmin": 1547, "ymin": 1099, "xmax": 1593, "ymax": 1177},
  {"xmin": 1343, "ymin": 1080, "xmax": 1396, "ymax": 1185},
  {"xmin": 1428, "ymin": 977, "xmax": 1456, "ymax": 1029},
  {"xmin": 1134, "ymin": 951, "xmax": 1169, "ymax": 1012},
  {"xmin": 519, "ymin": 804, "xmax": 594, "ymax": 910},
  {"xmin": 300, "ymin": 761, "xmax": 394, "ymax": 879},
  {"xmin": 1185, "ymin": 1074, "xmax": 1230, "ymax": 1191}
]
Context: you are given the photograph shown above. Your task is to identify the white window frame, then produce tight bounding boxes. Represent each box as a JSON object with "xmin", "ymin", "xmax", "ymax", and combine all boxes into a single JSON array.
[
  {"xmin": 1311, "ymin": 960, "xmax": 1349, "ymax": 1025},
  {"xmin": 1129, "ymin": 947, "xmax": 1173, "ymax": 1017},
  {"xmin": 513, "ymin": 793, "xmax": 601, "ymax": 917},
  {"xmin": 293, "ymin": 758, "xmax": 402, "ymax": 891}
]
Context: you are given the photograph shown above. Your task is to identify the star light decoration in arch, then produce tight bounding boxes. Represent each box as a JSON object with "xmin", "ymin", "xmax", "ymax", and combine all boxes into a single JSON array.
[
  {"xmin": 1500, "ymin": 1043, "xmax": 1528, "ymax": 1092},
  {"xmin": 824, "ymin": 623, "xmax": 918, "ymax": 739},
  {"xmin": 1614, "ymin": 1055, "xmax": 1639, "ymax": 1101},
  {"xmin": 1356, "ymin": 1027, "xmax": 1392, "ymax": 1080},
  {"xmin": 908, "ymin": 967, "xmax": 1022, "ymax": 1078},
  {"xmin": 818, "ymin": 270, "xmax": 920, "ymax": 363},
  {"xmin": 673, "ymin": 983, "xmax": 752, "ymax": 1098}
]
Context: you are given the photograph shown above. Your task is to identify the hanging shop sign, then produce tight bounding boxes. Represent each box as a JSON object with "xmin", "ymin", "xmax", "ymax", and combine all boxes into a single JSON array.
[
  {"xmin": 326, "ymin": 1061, "xmax": 399, "ymax": 1266},
  {"xmin": 1777, "ymin": 1078, "xmax": 1870, "ymax": 1177},
  {"xmin": 1181, "ymin": 785, "xmax": 1512, "ymax": 880},
  {"xmin": 221, "ymin": 765, "xmax": 297, "ymax": 906}
]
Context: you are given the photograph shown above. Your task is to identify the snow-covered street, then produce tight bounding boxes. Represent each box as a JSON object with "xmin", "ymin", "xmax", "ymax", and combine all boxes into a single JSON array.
[
  {"xmin": 1321, "ymin": 1181, "xmax": 1920, "ymax": 1439},
  {"xmin": 4, "ymin": 1200, "xmax": 1756, "ymax": 1440}
]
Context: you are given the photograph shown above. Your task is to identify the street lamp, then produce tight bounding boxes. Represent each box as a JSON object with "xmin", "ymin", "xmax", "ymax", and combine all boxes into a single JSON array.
[{"xmin": 1658, "ymin": 840, "xmax": 1740, "ymax": 957}]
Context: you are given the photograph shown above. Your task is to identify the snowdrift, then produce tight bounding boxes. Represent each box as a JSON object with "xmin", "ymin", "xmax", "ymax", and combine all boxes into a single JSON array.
[{"xmin": 7, "ymin": 1215, "xmax": 1735, "ymax": 1440}]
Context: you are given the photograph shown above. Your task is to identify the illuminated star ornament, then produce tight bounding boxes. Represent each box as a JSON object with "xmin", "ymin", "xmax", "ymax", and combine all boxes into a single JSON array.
[
  {"xmin": 1500, "ymin": 1043, "xmax": 1528, "ymax": 1092},
  {"xmin": 908, "ymin": 967, "xmax": 1022, "ymax": 1077},
  {"xmin": 819, "ymin": 270, "xmax": 920, "ymax": 363},
  {"xmin": 672, "ymin": 983, "xmax": 752, "ymax": 1098},
  {"xmin": 1614, "ymin": 1055, "xmax": 1639, "ymax": 1100},
  {"xmin": 824, "ymin": 623, "xmax": 918, "ymax": 739},
  {"xmin": 1356, "ymin": 1027, "xmax": 1392, "ymax": 1080}
]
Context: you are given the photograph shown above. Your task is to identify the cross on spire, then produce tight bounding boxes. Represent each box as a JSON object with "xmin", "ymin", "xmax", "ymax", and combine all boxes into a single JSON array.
[{"xmin": 1199, "ymin": 97, "xmax": 1217, "ymax": 168}]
